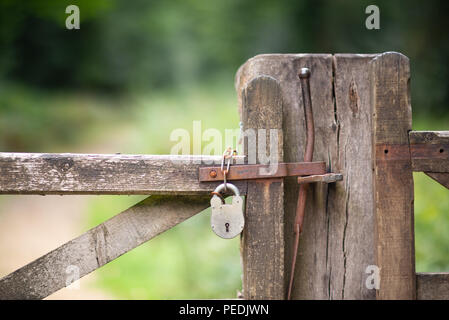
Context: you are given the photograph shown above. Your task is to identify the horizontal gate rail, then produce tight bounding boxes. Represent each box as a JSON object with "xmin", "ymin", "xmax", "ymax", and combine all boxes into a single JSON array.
[
  {"xmin": 410, "ymin": 131, "xmax": 449, "ymax": 173},
  {"xmin": 374, "ymin": 131, "xmax": 448, "ymax": 173},
  {"xmin": 0, "ymin": 195, "xmax": 210, "ymax": 299},
  {"xmin": 375, "ymin": 130, "xmax": 449, "ymax": 189},
  {"xmin": 0, "ymin": 153, "xmax": 247, "ymax": 195},
  {"xmin": 417, "ymin": 273, "xmax": 449, "ymax": 300},
  {"xmin": 0, "ymin": 131, "xmax": 446, "ymax": 196}
]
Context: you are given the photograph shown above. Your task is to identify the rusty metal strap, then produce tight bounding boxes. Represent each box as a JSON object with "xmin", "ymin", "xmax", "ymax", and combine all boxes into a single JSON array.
[{"xmin": 198, "ymin": 161, "xmax": 326, "ymax": 182}]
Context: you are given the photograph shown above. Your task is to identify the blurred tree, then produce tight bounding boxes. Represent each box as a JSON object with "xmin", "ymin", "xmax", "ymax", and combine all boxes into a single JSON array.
[{"xmin": 0, "ymin": 0, "xmax": 448, "ymax": 114}]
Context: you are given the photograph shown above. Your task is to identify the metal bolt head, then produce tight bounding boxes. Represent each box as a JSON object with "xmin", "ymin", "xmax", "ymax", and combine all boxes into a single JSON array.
[
  {"xmin": 298, "ymin": 67, "xmax": 311, "ymax": 79},
  {"xmin": 209, "ymin": 170, "xmax": 217, "ymax": 178}
]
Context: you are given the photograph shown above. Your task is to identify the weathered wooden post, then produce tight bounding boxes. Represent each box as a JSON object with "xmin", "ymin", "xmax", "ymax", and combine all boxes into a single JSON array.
[
  {"xmin": 240, "ymin": 76, "xmax": 285, "ymax": 299},
  {"xmin": 236, "ymin": 52, "xmax": 415, "ymax": 299}
]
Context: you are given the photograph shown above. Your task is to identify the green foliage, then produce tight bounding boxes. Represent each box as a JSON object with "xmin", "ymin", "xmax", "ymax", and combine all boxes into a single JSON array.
[
  {"xmin": 1, "ymin": 1, "xmax": 449, "ymax": 115},
  {"xmin": 414, "ymin": 172, "xmax": 449, "ymax": 272},
  {"xmin": 0, "ymin": 84, "xmax": 129, "ymax": 151}
]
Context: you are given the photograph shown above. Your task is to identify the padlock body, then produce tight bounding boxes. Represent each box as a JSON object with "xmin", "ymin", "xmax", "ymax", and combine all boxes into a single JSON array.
[{"xmin": 210, "ymin": 195, "xmax": 244, "ymax": 239}]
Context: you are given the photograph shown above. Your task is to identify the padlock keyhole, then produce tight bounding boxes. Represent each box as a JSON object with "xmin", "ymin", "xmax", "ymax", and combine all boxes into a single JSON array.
[{"xmin": 225, "ymin": 223, "xmax": 230, "ymax": 232}]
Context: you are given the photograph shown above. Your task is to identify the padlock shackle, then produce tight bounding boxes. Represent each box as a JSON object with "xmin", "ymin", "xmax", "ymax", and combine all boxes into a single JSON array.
[{"xmin": 213, "ymin": 183, "xmax": 240, "ymax": 196}]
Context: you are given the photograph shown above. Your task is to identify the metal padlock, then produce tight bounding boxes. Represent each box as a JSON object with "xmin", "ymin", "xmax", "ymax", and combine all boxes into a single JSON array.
[{"xmin": 210, "ymin": 183, "xmax": 244, "ymax": 239}]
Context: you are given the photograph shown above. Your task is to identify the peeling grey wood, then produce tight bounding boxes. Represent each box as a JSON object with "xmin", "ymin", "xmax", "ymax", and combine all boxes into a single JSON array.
[
  {"xmin": 326, "ymin": 54, "xmax": 378, "ymax": 300},
  {"xmin": 371, "ymin": 53, "xmax": 415, "ymax": 299},
  {"xmin": 0, "ymin": 153, "xmax": 247, "ymax": 195},
  {"xmin": 297, "ymin": 173, "xmax": 343, "ymax": 184},
  {"xmin": 410, "ymin": 131, "xmax": 449, "ymax": 173},
  {"xmin": 236, "ymin": 53, "xmax": 405, "ymax": 299},
  {"xmin": 417, "ymin": 273, "xmax": 449, "ymax": 300},
  {"xmin": 0, "ymin": 195, "xmax": 210, "ymax": 299},
  {"xmin": 240, "ymin": 76, "xmax": 285, "ymax": 299}
]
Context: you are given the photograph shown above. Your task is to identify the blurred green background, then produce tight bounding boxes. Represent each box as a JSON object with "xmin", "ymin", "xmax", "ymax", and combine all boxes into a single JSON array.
[{"xmin": 0, "ymin": 0, "xmax": 448, "ymax": 299}]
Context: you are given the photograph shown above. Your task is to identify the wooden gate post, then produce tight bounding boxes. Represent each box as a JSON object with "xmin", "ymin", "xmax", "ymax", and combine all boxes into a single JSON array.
[
  {"xmin": 240, "ymin": 76, "xmax": 285, "ymax": 299},
  {"xmin": 371, "ymin": 53, "xmax": 415, "ymax": 299},
  {"xmin": 236, "ymin": 52, "xmax": 415, "ymax": 299}
]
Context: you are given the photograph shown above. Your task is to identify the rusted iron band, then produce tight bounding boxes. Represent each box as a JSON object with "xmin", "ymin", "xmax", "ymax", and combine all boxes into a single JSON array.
[
  {"xmin": 288, "ymin": 67, "xmax": 315, "ymax": 300},
  {"xmin": 199, "ymin": 161, "xmax": 326, "ymax": 182}
]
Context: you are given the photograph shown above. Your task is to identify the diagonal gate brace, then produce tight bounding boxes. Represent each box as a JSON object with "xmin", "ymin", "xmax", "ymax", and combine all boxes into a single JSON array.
[{"xmin": 0, "ymin": 195, "xmax": 210, "ymax": 300}]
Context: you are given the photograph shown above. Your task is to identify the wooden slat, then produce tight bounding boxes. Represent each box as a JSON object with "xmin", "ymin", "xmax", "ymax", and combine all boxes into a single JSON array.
[
  {"xmin": 371, "ymin": 52, "xmax": 416, "ymax": 299},
  {"xmin": 417, "ymin": 273, "xmax": 449, "ymax": 300},
  {"xmin": 240, "ymin": 76, "xmax": 285, "ymax": 299},
  {"xmin": 0, "ymin": 195, "xmax": 210, "ymax": 299},
  {"xmin": 325, "ymin": 54, "xmax": 378, "ymax": 299},
  {"xmin": 409, "ymin": 131, "xmax": 449, "ymax": 173},
  {"xmin": 0, "ymin": 153, "xmax": 247, "ymax": 195}
]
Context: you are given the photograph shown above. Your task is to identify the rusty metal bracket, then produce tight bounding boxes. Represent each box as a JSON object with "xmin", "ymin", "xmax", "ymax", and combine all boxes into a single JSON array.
[
  {"xmin": 297, "ymin": 173, "xmax": 343, "ymax": 184},
  {"xmin": 199, "ymin": 161, "xmax": 327, "ymax": 181},
  {"xmin": 287, "ymin": 67, "xmax": 343, "ymax": 300}
]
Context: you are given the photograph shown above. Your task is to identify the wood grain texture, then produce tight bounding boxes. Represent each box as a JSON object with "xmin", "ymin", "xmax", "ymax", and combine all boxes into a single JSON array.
[
  {"xmin": 240, "ymin": 76, "xmax": 285, "ymax": 299},
  {"xmin": 327, "ymin": 54, "xmax": 378, "ymax": 299},
  {"xmin": 409, "ymin": 131, "xmax": 449, "ymax": 172},
  {"xmin": 0, "ymin": 195, "xmax": 210, "ymax": 299},
  {"xmin": 297, "ymin": 173, "xmax": 343, "ymax": 184},
  {"xmin": 417, "ymin": 273, "xmax": 449, "ymax": 300},
  {"xmin": 0, "ymin": 153, "xmax": 247, "ymax": 195},
  {"xmin": 237, "ymin": 53, "xmax": 379, "ymax": 299},
  {"xmin": 371, "ymin": 52, "xmax": 416, "ymax": 299}
]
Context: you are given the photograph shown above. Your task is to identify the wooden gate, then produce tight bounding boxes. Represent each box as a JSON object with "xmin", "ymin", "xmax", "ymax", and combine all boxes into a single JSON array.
[{"xmin": 0, "ymin": 52, "xmax": 448, "ymax": 299}]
